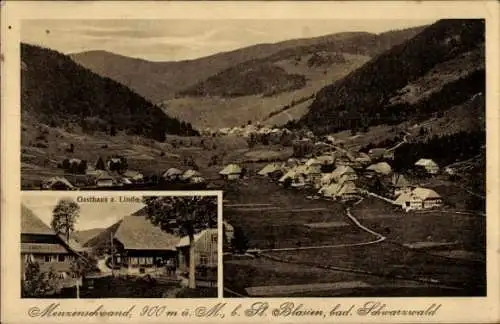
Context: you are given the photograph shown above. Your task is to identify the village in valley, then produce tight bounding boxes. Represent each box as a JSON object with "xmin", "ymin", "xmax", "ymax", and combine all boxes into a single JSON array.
[
  {"xmin": 20, "ymin": 18, "xmax": 486, "ymax": 298},
  {"xmin": 21, "ymin": 195, "xmax": 219, "ymax": 298}
]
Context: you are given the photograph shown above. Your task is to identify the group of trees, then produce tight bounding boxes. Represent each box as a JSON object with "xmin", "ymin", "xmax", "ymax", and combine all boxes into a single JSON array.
[
  {"xmin": 59, "ymin": 155, "xmax": 129, "ymax": 175},
  {"xmin": 107, "ymin": 156, "xmax": 128, "ymax": 173},
  {"xmin": 60, "ymin": 159, "xmax": 88, "ymax": 174},
  {"xmin": 392, "ymin": 130, "xmax": 485, "ymax": 172},
  {"xmin": 22, "ymin": 262, "xmax": 59, "ymax": 298},
  {"xmin": 265, "ymin": 94, "xmax": 315, "ymax": 120},
  {"xmin": 182, "ymin": 156, "xmax": 199, "ymax": 170},
  {"xmin": 179, "ymin": 63, "xmax": 306, "ymax": 98},
  {"xmin": 142, "ymin": 196, "xmax": 217, "ymax": 289},
  {"xmin": 292, "ymin": 140, "xmax": 315, "ymax": 158}
]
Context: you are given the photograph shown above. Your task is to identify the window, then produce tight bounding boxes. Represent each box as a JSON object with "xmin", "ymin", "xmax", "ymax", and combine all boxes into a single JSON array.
[
  {"xmin": 58, "ymin": 255, "xmax": 65, "ymax": 262},
  {"xmin": 211, "ymin": 234, "xmax": 218, "ymax": 244},
  {"xmin": 199, "ymin": 253, "xmax": 208, "ymax": 265},
  {"xmin": 44, "ymin": 255, "xmax": 51, "ymax": 262}
]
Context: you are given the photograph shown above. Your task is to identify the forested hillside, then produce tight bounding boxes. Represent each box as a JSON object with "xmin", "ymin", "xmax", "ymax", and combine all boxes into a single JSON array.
[
  {"xmin": 297, "ymin": 19, "xmax": 485, "ymax": 135},
  {"xmin": 21, "ymin": 44, "xmax": 198, "ymax": 141}
]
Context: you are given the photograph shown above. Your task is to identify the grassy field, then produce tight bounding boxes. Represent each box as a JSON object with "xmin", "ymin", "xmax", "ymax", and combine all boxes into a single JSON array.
[
  {"xmin": 350, "ymin": 197, "xmax": 486, "ymax": 252},
  {"xmin": 223, "ymin": 177, "xmax": 486, "ymax": 297},
  {"xmin": 21, "ymin": 123, "xmax": 280, "ymax": 188},
  {"xmin": 266, "ymin": 242, "xmax": 485, "ymax": 288},
  {"xmin": 223, "ymin": 254, "xmax": 482, "ymax": 297},
  {"xmin": 222, "ymin": 177, "xmax": 374, "ymax": 249},
  {"xmin": 223, "ymin": 257, "xmax": 372, "ymax": 296}
]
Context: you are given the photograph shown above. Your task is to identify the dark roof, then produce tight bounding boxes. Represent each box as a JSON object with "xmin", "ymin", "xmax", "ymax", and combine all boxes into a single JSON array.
[
  {"xmin": 85, "ymin": 213, "xmax": 180, "ymax": 251},
  {"xmin": 21, "ymin": 205, "xmax": 54, "ymax": 235},
  {"xmin": 21, "ymin": 242, "xmax": 69, "ymax": 254},
  {"xmin": 73, "ymin": 228, "xmax": 105, "ymax": 245},
  {"xmin": 59, "ymin": 235, "xmax": 86, "ymax": 252}
]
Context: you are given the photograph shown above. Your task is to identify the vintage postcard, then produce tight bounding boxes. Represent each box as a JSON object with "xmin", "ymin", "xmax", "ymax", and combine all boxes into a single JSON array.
[{"xmin": 2, "ymin": 1, "xmax": 500, "ymax": 324}]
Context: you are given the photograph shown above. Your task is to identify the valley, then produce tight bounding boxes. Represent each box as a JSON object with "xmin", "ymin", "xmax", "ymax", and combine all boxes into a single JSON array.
[{"xmin": 20, "ymin": 18, "xmax": 487, "ymax": 298}]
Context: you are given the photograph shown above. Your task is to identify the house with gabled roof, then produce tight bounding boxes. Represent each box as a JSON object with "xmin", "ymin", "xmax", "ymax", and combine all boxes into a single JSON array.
[
  {"xmin": 336, "ymin": 181, "xmax": 359, "ymax": 201},
  {"xmin": 162, "ymin": 168, "xmax": 183, "ymax": 181},
  {"xmin": 366, "ymin": 162, "xmax": 393, "ymax": 176},
  {"xmin": 394, "ymin": 187, "xmax": 442, "ymax": 211},
  {"xmin": 415, "ymin": 158, "xmax": 440, "ymax": 174},
  {"xmin": 258, "ymin": 163, "xmax": 285, "ymax": 177},
  {"xmin": 331, "ymin": 165, "xmax": 357, "ymax": 182},
  {"xmin": 21, "ymin": 205, "xmax": 81, "ymax": 282},
  {"xmin": 176, "ymin": 228, "xmax": 217, "ymax": 286},
  {"xmin": 318, "ymin": 181, "xmax": 358, "ymax": 201},
  {"xmin": 84, "ymin": 210, "xmax": 180, "ymax": 275},
  {"xmin": 391, "ymin": 173, "xmax": 412, "ymax": 197},
  {"xmin": 219, "ymin": 164, "xmax": 243, "ymax": 180},
  {"xmin": 182, "ymin": 169, "xmax": 202, "ymax": 181},
  {"xmin": 87, "ymin": 170, "xmax": 116, "ymax": 187},
  {"xmin": 123, "ymin": 170, "xmax": 144, "ymax": 182},
  {"xmin": 41, "ymin": 176, "xmax": 77, "ymax": 190}
]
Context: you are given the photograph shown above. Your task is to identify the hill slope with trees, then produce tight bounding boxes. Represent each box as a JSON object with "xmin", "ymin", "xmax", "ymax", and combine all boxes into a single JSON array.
[
  {"xmin": 21, "ymin": 43, "xmax": 198, "ymax": 141},
  {"xmin": 296, "ymin": 19, "xmax": 485, "ymax": 135}
]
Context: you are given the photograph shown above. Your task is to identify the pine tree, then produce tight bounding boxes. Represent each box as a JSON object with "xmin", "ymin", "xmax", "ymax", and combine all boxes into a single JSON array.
[
  {"xmin": 231, "ymin": 227, "xmax": 249, "ymax": 254},
  {"xmin": 95, "ymin": 157, "xmax": 105, "ymax": 170},
  {"xmin": 51, "ymin": 198, "xmax": 80, "ymax": 242}
]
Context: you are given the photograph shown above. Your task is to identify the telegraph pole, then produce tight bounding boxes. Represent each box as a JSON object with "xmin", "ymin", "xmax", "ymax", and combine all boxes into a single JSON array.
[{"xmin": 110, "ymin": 232, "xmax": 115, "ymax": 276}]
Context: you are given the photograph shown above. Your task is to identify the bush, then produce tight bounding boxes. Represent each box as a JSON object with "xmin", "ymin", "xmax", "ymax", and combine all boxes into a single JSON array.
[{"xmin": 22, "ymin": 262, "xmax": 58, "ymax": 298}]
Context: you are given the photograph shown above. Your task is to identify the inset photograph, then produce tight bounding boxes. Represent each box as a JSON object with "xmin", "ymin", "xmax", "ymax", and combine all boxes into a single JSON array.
[{"xmin": 21, "ymin": 192, "xmax": 219, "ymax": 298}]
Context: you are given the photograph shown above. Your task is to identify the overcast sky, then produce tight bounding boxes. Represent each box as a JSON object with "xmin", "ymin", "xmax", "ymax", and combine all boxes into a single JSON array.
[
  {"xmin": 21, "ymin": 19, "xmax": 436, "ymax": 61},
  {"xmin": 22, "ymin": 195, "xmax": 145, "ymax": 231}
]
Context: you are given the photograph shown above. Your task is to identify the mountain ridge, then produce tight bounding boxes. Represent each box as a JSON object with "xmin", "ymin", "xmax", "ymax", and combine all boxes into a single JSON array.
[{"xmin": 70, "ymin": 25, "xmax": 427, "ymax": 105}]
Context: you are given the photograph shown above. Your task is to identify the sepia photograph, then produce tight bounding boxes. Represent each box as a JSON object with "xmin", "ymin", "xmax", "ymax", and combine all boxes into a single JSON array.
[
  {"xmin": 19, "ymin": 17, "xmax": 486, "ymax": 298},
  {"xmin": 20, "ymin": 192, "xmax": 219, "ymax": 298},
  {"xmin": 3, "ymin": 1, "xmax": 498, "ymax": 322}
]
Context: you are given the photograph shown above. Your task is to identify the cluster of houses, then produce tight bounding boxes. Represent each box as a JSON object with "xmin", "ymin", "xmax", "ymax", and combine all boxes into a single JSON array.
[
  {"xmin": 161, "ymin": 168, "xmax": 206, "ymax": 184},
  {"xmin": 21, "ymin": 204, "xmax": 221, "ymax": 293},
  {"xmin": 202, "ymin": 124, "xmax": 296, "ymax": 139},
  {"xmin": 218, "ymin": 144, "xmax": 444, "ymax": 212},
  {"xmin": 40, "ymin": 156, "xmax": 207, "ymax": 190}
]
